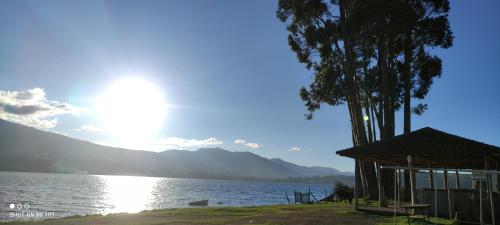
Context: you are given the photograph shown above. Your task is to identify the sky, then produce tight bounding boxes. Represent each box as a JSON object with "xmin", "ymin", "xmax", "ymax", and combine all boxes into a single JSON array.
[{"xmin": 0, "ymin": 0, "xmax": 499, "ymax": 172}]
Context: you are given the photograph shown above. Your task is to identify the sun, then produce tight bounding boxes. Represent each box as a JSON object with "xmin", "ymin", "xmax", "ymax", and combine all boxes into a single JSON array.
[{"xmin": 97, "ymin": 78, "xmax": 166, "ymax": 144}]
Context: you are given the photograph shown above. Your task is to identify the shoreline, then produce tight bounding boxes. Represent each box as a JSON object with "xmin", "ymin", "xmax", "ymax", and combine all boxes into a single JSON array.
[{"xmin": 0, "ymin": 170, "xmax": 352, "ymax": 186}]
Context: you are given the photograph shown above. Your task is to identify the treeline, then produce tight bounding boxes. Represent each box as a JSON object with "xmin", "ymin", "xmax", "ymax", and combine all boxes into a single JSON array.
[{"xmin": 271, "ymin": 175, "xmax": 354, "ymax": 186}]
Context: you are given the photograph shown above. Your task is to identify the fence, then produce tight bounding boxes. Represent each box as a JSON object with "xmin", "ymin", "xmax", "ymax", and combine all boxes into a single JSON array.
[{"xmin": 416, "ymin": 189, "xmax": 500, "ymax": 223}]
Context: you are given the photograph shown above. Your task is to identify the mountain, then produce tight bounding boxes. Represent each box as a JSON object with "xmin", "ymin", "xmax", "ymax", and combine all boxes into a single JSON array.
[
  {"xmin": 270, "ymin": 158, "xmax": 353, "ymax": 176},
  {"xmin": 158, "ymin": 148, "xmax": 299, "ymax": 178},
  {"xmin": 0, "ymin": 119, "xmax": 351, "ymax": 180}
]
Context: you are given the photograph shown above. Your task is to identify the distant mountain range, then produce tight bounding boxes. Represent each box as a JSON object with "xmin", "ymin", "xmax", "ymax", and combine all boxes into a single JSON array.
[{"xmin": 0, "ymin": 119, "xmax": 352, "ymax": 181}]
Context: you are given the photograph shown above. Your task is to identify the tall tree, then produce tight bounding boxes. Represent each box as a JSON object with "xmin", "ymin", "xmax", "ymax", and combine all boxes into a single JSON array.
[
  {"xmin": 277, "ymin": 0, "xmax": 379, "ymax": 200},
  {"xmin": 344, "ymin": 0, "xmax": 453, "ymax": 200},
  {"xmin": 397, "ymin": 0, "xmax": 453, "ymax": 198},
  {"xmin": 277, "ymin": 0, "xmax": 453, "ymax": 203},
  {"xmin": 398, "ymin": 0, "xmax": 453, "ymax": 133}
]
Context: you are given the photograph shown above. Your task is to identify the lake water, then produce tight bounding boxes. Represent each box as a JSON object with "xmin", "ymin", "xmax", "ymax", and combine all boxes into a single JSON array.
[{"xmin": 0, "ymin": 171, "xmax": 333, "ymax": 221}]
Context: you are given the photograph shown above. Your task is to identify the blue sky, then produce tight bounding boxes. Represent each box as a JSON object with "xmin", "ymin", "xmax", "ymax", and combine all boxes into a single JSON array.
[{"xmin": 0, "ymin": 0, "xmax": 499, "ymax": 172}]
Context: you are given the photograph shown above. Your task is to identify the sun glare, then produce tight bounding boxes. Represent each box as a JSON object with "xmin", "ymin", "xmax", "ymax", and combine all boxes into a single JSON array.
[
  {"xmin": 100, "ymin": 175, "xmax": 159, "ymax": 213},
  {"xmin": 97, "ymin": 78, "xmax": 166, "ymax": 144}
]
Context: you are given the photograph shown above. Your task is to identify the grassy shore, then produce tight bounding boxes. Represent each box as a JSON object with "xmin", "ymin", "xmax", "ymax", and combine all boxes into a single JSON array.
[{"xmin": 3, "ymin": 202, "xmax": 456, "ymax": 225}]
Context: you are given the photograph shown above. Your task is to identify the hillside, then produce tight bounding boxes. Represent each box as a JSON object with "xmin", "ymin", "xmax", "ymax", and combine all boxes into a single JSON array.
[{"xmin": 0, "ymin": 119, "xmax": 351, "ymax": 180}]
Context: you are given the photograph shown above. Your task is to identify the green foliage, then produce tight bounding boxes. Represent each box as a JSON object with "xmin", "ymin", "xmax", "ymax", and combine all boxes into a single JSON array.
[
  {"xmin": 412, "ymin": 103, "xmax": 428, "ymax": 116},
  {"xmin": 277, "ymin": 0, "xmax": 348, "ymax": 120},
  {"xmin": 334, "ymin": 181, "xmax": 354, "ymax": 202}
]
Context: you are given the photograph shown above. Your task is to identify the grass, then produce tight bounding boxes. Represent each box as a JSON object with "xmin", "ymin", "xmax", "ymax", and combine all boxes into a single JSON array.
[
  {"xmin": 1, "ymin": 202, "xmax": 457, "ymax": 225},
  {"xmin": 378, "ymin": 216, "xmax": 457, "ymax": 225},
  {"xmin": 358, "ymin": 199, "xmax": 457, "ymax": 225}
]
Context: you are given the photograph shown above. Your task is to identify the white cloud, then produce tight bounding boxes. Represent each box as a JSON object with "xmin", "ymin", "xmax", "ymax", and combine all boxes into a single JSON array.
[
  {"xmin": 74, "ymin": 124, "xmax": 104, "ymax": 132},
  {"xmin": 51, "ymin": 130, "xmax": 69, "ymax": 136},
  {"xmin": 0, "ymin": 88, "xmax": 81, "ymax": 129},
  {"xmin": 234, "ymin": 138, "xmax": 262, "ymax": 149},
  {"xmin": 288, "ymin": 147, "xmax": 302, "ymax": 152},
  {"xmin": 245, "ymin": 142, "xmax": 262, "ymax": 149},
  {"xmin": 154, "ymin": 137, "xmax": 223, "ymax": 150},
  {"xmin": 234, "ymin": 139, "xmax": 246, "ymax": 144}
]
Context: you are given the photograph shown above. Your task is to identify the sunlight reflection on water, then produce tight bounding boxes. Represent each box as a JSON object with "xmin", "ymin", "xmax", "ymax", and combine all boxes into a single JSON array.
[{"xmin": 97, "ymin": 175, "xmax": 161, "ymax": 214}]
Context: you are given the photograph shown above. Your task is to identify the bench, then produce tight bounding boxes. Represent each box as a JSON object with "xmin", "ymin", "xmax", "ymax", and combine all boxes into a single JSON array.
[{"xmin": 401, "ymin": 204, "xmax": 432, "ymax": 224}]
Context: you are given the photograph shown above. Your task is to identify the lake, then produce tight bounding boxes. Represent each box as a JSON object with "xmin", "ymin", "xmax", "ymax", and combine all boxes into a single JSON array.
[{"xmin": 0, "ymin": 171, "xmax": 333, "ymax": 221}]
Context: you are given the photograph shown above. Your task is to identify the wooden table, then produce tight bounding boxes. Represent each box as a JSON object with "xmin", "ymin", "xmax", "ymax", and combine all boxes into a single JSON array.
[{"xmin": 401, "ymin": 204, "xmax": 432, "ymax": 224}]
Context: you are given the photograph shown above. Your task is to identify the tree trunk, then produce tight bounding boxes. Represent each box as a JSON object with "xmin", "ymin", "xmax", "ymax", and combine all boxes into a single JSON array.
[
  {"xmin": 365, "ymin": 105, "xmax": 373, "ymax": 143},
  {"xmin": 362, "ymin": 104, "xmax": 378, "ymax": 199},
  {"xmin": 379, "ymin": 37, "xmax": 388, "ymax": 141},
  {"xmin": 379, "ymin": 35, "xmax": 395, "ymax": 199},
  {"xmin": 402, "ymin": 32, "xmax": 413, "ymax": 199},
  {"xmin": 358, "ymin": 160, "xmax": 368, "ymax": 198},
  {"xmin": 370, "ymin": 104, "xmax": 377, "ymax": 141},
  {"xmin": 387, "ymin": 49, "xmax": 396, "ymax": 139},
  {"xmin": 403, "ymin": 33, "xmax": 412, "ymax": 134},
  {"xmin": 380, "ymin": 37, "xmax": 394, "ymax": 140},
  {"xmin": 363, "ymin": 161, "xmax": 378, "ymax": 200},
  {"xmin": 339, "ymin": 0, "xmax": 378, "ymax": 201}
]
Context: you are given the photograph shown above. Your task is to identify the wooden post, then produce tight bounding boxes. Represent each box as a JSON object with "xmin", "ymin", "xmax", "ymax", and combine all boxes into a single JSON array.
[
  {"xmin": 497, "ymin": 162, "xmax": 500, "ymax": 193},
  {"xmin": 455, "ymin": 169, "xmax": 461, "ymax": 191},
  {"xmin": 285, "ymin": 192, "xmax": 291, "ymax": 205},
  {"xmin": 428, "ymin": 162, "xmax": 434, "ymax": 190},
  {"xmin": 480, "ymin": 172, "xmax": 483, "ymax": 225},
  {"xmin": 394, "ymin": 170, "xmax": 397, "ymax": 224},
  {"xmin": 444, "ymin": 168, "xmax": 452, "ymax": 220},
  {"xmin": 443, "ymin": 169, "xmax": 448, "ymax": 189},
  {"xmin": 354, "ymin": 159, "xmax": 359, "ymax": 210},
  {"xmin": 376, "ymin": 162, "xmax": 385, "ymax": 207},
  {"xmin": 407, "ymin": 155, "xmax": 415, "ymax": 205},
  {"xmin": 411, "ymin": 166, "xmax": 417, "ymax": 201},
  {"xmin": 429, "ymin": 169, "xmax": 434, "ymax": 190},
  {"xmin": 484, "ymin": 155, "xmax": 496, "ymax": 225},
  {"xmin": 486, "ymin": 175, "xmax": 495, "ymax": 225},
  {"xmin": 434, "ymin": 170, "xmax": 438, "ymax": 222},
  {"xmin": 397, "ymin": 169, "xmax": 402, "ymax": 206}
]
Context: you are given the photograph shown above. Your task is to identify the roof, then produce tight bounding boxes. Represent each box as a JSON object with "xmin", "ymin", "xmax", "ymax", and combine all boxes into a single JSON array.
[{"xmin": 336, "ymin": 127, "xmax": 500, "ymax": 169}]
